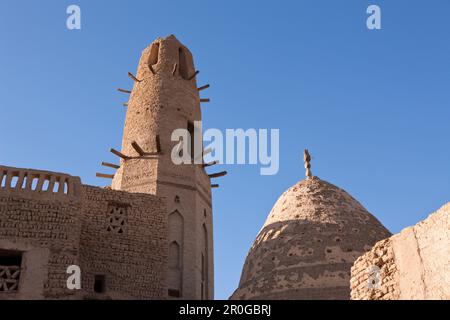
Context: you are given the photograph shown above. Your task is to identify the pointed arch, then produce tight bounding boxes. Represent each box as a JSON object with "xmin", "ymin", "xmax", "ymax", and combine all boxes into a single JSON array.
[
  {"xmin": 201, "ymin": 223, "xmax": 209, "ymax": 299},
  {"xmin": 168, "ymin": 210, "xmax": 184, "ymax": 297}
]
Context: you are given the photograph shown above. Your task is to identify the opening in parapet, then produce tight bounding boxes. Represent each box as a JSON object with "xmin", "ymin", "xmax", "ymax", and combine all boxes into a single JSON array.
[
  {"xmin": 0, "ymin": 172, "xmax": 6, "ymax": 188},
  {"xmin": 148, "ymin": 42, "xmax": 160, "ymax": 66},
  {"xmin": 10, "ymin": 175, "xmax": 18, "ymax": 188},
  {"xmin": 53, "ymin": 181, "xmax": 60, "ymax": 193},
  {"xmin": 31, "ymin": 177, "xmax": 39, "ymax": 190},
  {"xmin": 21, "ymin": 175, "xmax": 27, "ymax": 189},
  {"xmin": 179, "ymin": 47, "xmax": 189, "ymax": 80},
  {"xmin": 42, "ymin": 179, "xmax": 50, "ymax": 192},
  {"xmin": 0, "ymin": 168, "xmax": 76, "ymax": 196}
]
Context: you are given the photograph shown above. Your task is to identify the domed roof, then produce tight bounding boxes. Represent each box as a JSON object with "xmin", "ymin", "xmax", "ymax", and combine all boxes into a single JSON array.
[{"xmin": 231, "ymin": 176, "xmax": 391, "ymax": 300}]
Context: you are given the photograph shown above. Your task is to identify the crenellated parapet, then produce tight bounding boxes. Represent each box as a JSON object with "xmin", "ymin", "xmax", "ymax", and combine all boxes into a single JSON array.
[{"xmin": 0, "ymin": 165, "xmax": 82, "ymax": 199}]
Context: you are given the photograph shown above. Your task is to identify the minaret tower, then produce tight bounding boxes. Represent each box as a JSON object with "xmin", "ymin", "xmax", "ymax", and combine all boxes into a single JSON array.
[{"xmin": 108, "ymin": 35, "xmax": 214, "ymax": 300}]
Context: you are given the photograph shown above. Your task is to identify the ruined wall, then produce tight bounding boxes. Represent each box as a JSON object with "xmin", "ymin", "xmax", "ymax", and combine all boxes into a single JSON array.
[
  {"xmin": 0, "ymin": 166, "xmax": 82, "ymax": 299},
  {"xmin": 350, "ymin": 238, "xmax": 399, "ymax": 299},
  {"xmin": 80, "ymin": 185, "xmax": 168, "ymax": 299},
  {"xmin": 351, "ymin": 202, "xmax": 450, "ymax": 300}
]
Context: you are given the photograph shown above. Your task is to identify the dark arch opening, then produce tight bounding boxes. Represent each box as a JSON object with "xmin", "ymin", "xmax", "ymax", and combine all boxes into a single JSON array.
[
  {"xmin": 148, "ymin": 42, "xmax": 160, "ymax": 66},
  {"xmin": 178, "ymin": 47, "xmax": 189, "ymax": 80}
]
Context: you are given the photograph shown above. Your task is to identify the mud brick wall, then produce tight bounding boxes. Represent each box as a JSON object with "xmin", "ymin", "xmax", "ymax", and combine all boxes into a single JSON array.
[
  {"xmin": 80, "ymin": 185, "xmax": 168, "ymax": 299},
  {"xmin": 0, "ymin": 166, "xmax": 82, "ymax": 299},
  {"xmin": 350, "ymin": 238, "xmax": 399, "ymax": 300},
  {"xmin": 351, "ymin": 202, "xmax": 449, "ymax": 300},
  {"xmin": 111, "ymin": 35, "xmax": 214, "ymax": 300}
]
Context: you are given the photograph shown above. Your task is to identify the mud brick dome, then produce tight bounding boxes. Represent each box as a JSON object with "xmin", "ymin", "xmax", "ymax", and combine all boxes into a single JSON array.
[{"xmin": 231, "ymin": 176, "xmax": 391, "ymax": 300}]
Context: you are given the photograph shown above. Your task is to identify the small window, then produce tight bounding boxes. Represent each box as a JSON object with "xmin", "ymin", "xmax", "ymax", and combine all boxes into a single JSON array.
[
  {"xmin": 0, "ymin": 250, "xmax": 23, "ymax": 292},
  {"xmin": 10, "ymin": 175, "xmax": 19, "ymax": 188},
  {"xmin": 1, "ymin": 172, "xmax": 7, "ymax": 187},
  {"xmin": 148, "ymin": 42, "xmax": 160, "ymax": 66},
  {"xmin": 188, "ymin": 121, "xmax": 195, "ymax": 161},
  {"xmin": 21, "ymin": 176, "xmax": 28, "ymax": 190},
  {"xmin": 31, "ymin": 177, "xmax": 39, "ymax": 190},
  {"xmin": 53, "ymin": 181, "xmax": 60, "ymax": 193},
  {"xmin": 168, "ymin": 289, "xmax": 181, "ymax": 298},
  {"xmin": 94, "ymin": 275, "xmax": 106, "ymax": 293},
  {"xmin": 106, "ymin": 203, "xmax": 128, "ymax": 234},
  {"xmin": 42, "ymin": 179, "xmax": 50, "ymax": 191},
  {"xmin": 179, "ymin": 48, "xmax": 189, "ymax": 80}
]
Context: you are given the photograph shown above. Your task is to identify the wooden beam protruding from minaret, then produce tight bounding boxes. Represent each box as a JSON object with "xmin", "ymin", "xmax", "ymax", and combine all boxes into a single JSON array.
[
  {"xmin": 202, "ymin": 160, "xmax": 219, "ymax": 168},
  {"xmin": 188, "ymin": 70, "xmax": 199, "ymax": 80},
  {"xmin": 117, "ymin": 88, "xmax": 131, "ymax": 94},
  {"xmin": 304, "ymin": 149, "xmax": 313, "ymax": 179},
  {"xmin": 197, "ymin": 84, "xmax": 210, "ymax": 91},
  {"xmin": 130, "ymin": 140, "xmax": 161, "ymax": 157},
  {"xmin": 101, "ymin": 162, "xmax": 120, "ymax": 169},
  {"xmin": 211, "ymin": 184, "xmax": 219, "ymax": 188},
  {"xmin": 131, "ymin": 141, "xmax": 146, "ymax": 157},
  {"xmin": 208, "ymin": 171, "xmax": 227, "ymax": 178},
  {"xmin": 128, "ymin": 72, "xmax": 141, "ymax": 83},
  {"xmin": 194, "ymin": 147, "xmax": 213, "ymax": 162},
  {"xmin": 123, "ymin": 103, "xmax": 128, "ymax": 107},
  {"xmin": 96, "ymin": 173, "xmax": 115, "ymax": 179},
  {"xmin": 110, "ymin": 148, "xmax": 130, "ymax": 160},
  {"xmin": 200, "ymin": 98, "xmax": 210, "ymax": 103}
]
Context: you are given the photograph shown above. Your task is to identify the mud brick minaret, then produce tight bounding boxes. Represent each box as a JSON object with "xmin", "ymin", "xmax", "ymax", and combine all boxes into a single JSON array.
[{"xmin": 111, "ymin": 35, "xmax": 214, "ymax": 300}]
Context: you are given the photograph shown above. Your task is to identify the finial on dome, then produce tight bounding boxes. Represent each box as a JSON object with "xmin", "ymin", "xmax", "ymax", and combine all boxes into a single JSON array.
[{"xmin": 303, "ymin": 149, "xmax": 313, "ymax": 179}]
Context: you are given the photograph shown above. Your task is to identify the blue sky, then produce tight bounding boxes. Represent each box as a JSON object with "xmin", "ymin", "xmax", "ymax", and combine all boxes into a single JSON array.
[{"xmin": 0, "ymin": 1, "xmax": 449, "ymax": 299}]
